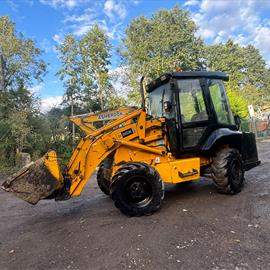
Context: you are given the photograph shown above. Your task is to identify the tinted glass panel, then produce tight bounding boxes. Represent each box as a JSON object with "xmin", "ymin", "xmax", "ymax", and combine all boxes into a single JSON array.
[
  {"xmin": 148, "ymin": 83, "xmax": 176, "ymax": 119},
  {"xmin": 177, "ymin": 79, "xmax": 208, "ymax": 123},
  {"xmin": 182, "ymin": 127, "xmax": 206, "ymax": 148},
  {"xmin": 209, "ymin": 80, "xmax": 234, "ymax": 125}
]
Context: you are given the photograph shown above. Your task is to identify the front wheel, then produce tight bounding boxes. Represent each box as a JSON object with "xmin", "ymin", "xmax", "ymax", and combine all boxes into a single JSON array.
[
  {"xmin": 110, "ymin": 162, "xmax": 164, "ymax": 217},
  {"xmin": 97, "ymin": 163, "xmax": 112, "ymax": 196},
  {"xmin": 211, "ymin": 148, "xmax": 244, "ymax": 194}
]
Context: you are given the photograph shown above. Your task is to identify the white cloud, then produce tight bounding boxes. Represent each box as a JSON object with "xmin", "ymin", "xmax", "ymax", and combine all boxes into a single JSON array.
[
  {"xmin": 54, "ymin": 0, "xmax": 134, "ymax": 41},
  {"xmin": 252, "ymin": 26, "xmax": 270, "ymax": 58},
  {"xmin": 41, "ymin": 96, "xmax": 63, "ymax": 112},
  {"xmin": 184, "ymin": 0, "xmax": 200, "ymax": 7},
  {"xmin": 63, "ymin": 8, "xmax": 96, "ymax": 23},
  {"xmin": 104, "ymin": 0, "xmax": 127, "ymax": 20},
  {"xmin": 131, "ymin": 0, "xmax": 140, "ymax": 5},
  {"xmin": 62, "ymin": 6, "xmax": 124, "ymax": 39},
  {"xmin": 39, "ymin": 0, "xmax": 83, "ymax": 9},
  {"xmin": 72, "ymin": 19, "xmax": 109, "ymax": 37},
  {"xmin": 29, "ymin": 83, "xmax": 44, "ymax": 95},
  {"xmin": 62, "ymin": 7, "xmax": 97, "ymax": 35},
  {"xmin": 52, "ymin": 33, "xmax": 66, "ymax": 48},
  {"xmin": 52, "ymin": 34, "xmax": 62, "ymax": 44},
  {"xmin": 192, "ymin": 0, "xmax": 270, "ymax": 65}
]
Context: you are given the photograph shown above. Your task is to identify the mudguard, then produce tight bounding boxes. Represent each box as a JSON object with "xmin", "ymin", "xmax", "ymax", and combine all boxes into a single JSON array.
[
  {"xmin": 241, "ymin": 132, "xmax": 261, "ymax": 170},
  {"xmin": 202, "ymin": 128, "xmax": 242, "ymax": 151},
  {"xmin": 202, "ymin": 128, "xmax": 260, "ymax": 171}
]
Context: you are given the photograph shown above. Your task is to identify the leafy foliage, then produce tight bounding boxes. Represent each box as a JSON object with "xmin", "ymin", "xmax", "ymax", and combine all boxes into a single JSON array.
[
  {"xmin": 205, "ymin": 39, "xmax": 270, "ymax": 113},
  {"xmin": 80, "ymin": 24, "xmax": 112, "ymax": 110},
  {"xmin": 121, "ymin": 6, "xmax": 205, "ymax": 79},
  {"xmin": 57, "ymin": 25, "xmax": 123, "ymax": 113},
  {"xmin": 0, "ymin": 17, "xmax": 49, "ymax": 169},
  {"xmin": 56, "ymin": 34, "xmax": 81, "ymax": 106},
  {"xmin": 0, "ymin": 16, "xmax": 47, "ymax": 91},
  {"xmin": 119, "ymin": 6, "xmax": 205, "ymax": 105},
  {"xmin": 225, "ymin": 81, "xmax": 249, "ymax": 119}
]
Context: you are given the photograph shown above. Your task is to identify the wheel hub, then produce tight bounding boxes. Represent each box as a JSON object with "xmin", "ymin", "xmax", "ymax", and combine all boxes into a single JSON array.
[
  {"xmin": 129, "ymin": 182, "xmax": 147, "ymax": 199},
  {"xmin": 126, "ymin": 177, "xmax": 152, "ymax": 205}
]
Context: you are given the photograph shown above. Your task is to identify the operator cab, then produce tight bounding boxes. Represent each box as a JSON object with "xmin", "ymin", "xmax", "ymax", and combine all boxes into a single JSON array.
[{"xmin": 146, "ymin": 71, "xmax": 236, "ymax": 155}]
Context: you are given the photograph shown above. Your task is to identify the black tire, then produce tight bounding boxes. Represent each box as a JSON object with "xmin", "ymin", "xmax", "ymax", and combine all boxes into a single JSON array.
[
  {"xmin": 97, "ymin": 163, "xmax": 112, "ymax": 196},
  {"xmin": 211, "ymin": 148, "xmax": 244, "ymax": 194},
  {"xmin": 111, "ymin": 162, "xmax": 165, "ymax": 217}
]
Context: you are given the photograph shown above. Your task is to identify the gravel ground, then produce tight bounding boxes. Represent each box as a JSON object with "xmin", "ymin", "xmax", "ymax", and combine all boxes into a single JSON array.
[{"xmin": 0, "ymin": 141, "xmax": 270, "ymax": 270}]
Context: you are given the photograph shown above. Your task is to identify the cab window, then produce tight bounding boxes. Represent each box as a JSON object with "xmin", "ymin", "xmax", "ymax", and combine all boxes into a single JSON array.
[
  {"xmin": 177, "ymin": 79, "xmax": 208, "ymax": 123},
  {"xmin": 148, "ymin": 83, "xmax": 176, "ymax": 119},
  {"xmin": 209, "ymin": 80, "xmax": 234, "ymax": 125}
]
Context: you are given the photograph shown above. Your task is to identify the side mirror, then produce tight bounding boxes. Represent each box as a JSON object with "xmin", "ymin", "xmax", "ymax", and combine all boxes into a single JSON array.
[{"xmin": 234, "ymin": 115, "xmax": 241, "ymax": 129}]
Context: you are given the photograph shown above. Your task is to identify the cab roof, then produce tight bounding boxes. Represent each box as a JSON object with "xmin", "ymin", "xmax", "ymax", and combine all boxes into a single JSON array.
[{"xmin": 146, "ymin": 71, "xmax": 229, "ymax": 93}]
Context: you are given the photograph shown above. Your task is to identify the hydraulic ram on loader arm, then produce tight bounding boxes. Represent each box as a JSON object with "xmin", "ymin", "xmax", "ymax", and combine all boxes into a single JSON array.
[{"xmin": 2, "ymin": 108, "xmax": 166, "ymax": 204}]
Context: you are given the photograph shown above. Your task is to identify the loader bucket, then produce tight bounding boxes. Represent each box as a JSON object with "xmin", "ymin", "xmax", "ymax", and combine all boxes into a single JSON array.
[{"xmin": 1, "ymin": 150, "xmax": 64, "ymax": 204}]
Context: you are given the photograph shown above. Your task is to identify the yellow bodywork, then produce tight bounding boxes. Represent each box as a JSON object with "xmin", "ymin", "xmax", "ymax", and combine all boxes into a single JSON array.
[
  {"xmin": 43, "ymin": 108, "xmax": 210, "ymax": 198},
  {"xmin": 43, "ymin": 151, "xmax": 64, "ymax": 189},
  {"xmin": 113, "ymin": 147, "xmax": 200, "ymax": 184},
  {"xmin": 69, "ymin": 107, "xmax": 137, "ymax": 134},
  {"xmin": 3, "ymin": 108, "xmax": 210, "ymax": 204}
]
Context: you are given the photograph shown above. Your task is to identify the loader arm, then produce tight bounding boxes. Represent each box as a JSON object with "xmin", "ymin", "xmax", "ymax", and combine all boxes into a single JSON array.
[
  {"xmin": 2, "ymin": 108, "xmax": 166, "ymax": 204},
  {"xmin": 69, "ymin": 107, "xmax": 137, "ymax": 135},
  {"xmin": 66, "ymin": 109, "xmax": 166, "ymax": 197}
]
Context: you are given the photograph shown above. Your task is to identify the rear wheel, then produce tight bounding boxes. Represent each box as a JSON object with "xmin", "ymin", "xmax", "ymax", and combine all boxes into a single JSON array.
[
  {"xmin": 111, "ymin": 162, "xmax": 164, "ymax": 217},
  {"xmin": 211, "ymin": 148, "xmax": 244, "ymax": 194}
]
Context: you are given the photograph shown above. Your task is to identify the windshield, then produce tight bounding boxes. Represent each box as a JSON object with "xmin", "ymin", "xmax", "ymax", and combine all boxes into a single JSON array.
[{"xmin": 148, "ymin": 83, "xmax": 176, "ymax": 119}]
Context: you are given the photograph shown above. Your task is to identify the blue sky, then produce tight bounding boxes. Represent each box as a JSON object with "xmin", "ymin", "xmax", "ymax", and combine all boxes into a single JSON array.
[{"xmin": 1, "ymin": 0, "xmax": 270, "ymax": 111}]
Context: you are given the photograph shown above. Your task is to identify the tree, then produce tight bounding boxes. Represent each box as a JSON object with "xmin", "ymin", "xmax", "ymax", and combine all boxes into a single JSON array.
[
  {"xmin": 205, "ymin": 39, "xmax": 270, "ymax": 114},
  {"xmin": 0, "ymin": 16, "xmax": 47, "ymax": 169},
  {"xmin": 9, "ymin": 110, "xmax": 30, "ymax": 153},
  {"xmin": 242, "ymin": 45, "xmax": 268, "ymax": 88},
  {"xmin": 121, "ymin": 6, "xmax": 204, "ymax": 79},
  {"xmin": 57, "ymin": 27, "xmax": 114, "ymax": 112},
  {"xmin": 0, "ymin": 85, "xmax": 48, "ymax": 166},
  {"xmin": 206, "ymin": 40, "xmax": 246, "ymax": 83},
  {"xmin": 56, "ymin": 34, "xmax": 81, "ymax": 107},
  {"xmin": 120, "ymin": 6, "xmax": 205, "ymax": 104},
  {"xmin": 226, "ymin": 81, "xmax": 249, "ymax": 119},
  {"xmin": 80, "ymin": 24, "xmax": 112, "ymax": 110},
  {"xmin": 0, "ymin": 16, "xmax": 46, "ymax": 91}
]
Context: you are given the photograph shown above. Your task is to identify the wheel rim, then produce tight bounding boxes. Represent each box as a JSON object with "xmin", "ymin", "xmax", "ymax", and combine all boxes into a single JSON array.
[
  {"xmin": 124, "ymin": 176, "xmax": 153, "ymax": 207},
  {"xmin": 230, "ymin": 159, "xmax": 243, "ymax": 185}
]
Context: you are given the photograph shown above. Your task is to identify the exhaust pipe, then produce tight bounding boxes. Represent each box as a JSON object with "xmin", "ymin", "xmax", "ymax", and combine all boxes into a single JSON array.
[{"xmin": 140, "ymin": 76, "xmax": 145, "ymax": 110}]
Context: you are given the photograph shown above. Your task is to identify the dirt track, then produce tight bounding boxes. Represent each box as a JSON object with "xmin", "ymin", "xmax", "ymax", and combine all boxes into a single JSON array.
[{"xmin": 0, "ymin": 142, "xmax": 270, "ymax": 270}]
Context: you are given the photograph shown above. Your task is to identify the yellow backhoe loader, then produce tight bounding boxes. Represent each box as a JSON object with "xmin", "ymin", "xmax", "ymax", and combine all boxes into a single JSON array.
[{"xmin": 2, "ymin": 72, "xmax": 260, "ymax": 216}]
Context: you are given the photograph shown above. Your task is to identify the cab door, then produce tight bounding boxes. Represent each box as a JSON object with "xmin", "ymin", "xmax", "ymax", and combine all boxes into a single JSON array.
[{"xmin": 176, "ymin": 78, "xmax": 212, "ymax": 151}]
